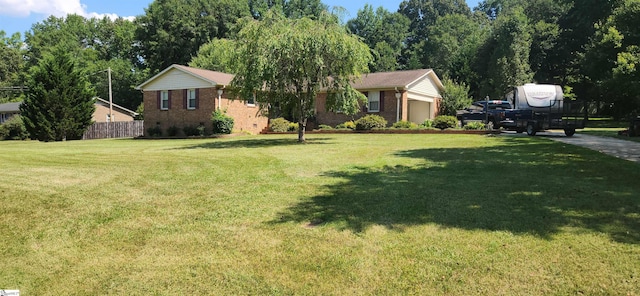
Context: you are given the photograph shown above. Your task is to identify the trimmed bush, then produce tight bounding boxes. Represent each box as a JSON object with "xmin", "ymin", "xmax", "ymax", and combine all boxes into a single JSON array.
[
  {"xmin": 212, "ymin": 110, "xmax": 234, "ymax": 134},
  {"xmin": 183, "ymin": 125, "xmax": 196, "ymax": 136},
  {"xmin": 433, "ymin": 115, "xmax": 458, "ymax": 130},
  {"xmin": 421, "ymin": 119, "xmax": 434, "ymax": 129},
  {"xmin": 183, "ymin": 125, "xmax": 206, "ymax": 136},
  {"xmin": 167, "ymin": 125, "xmax": 180, "ymax": 137},
  {"xmin": 355, "ymin": 115, "xmax": 387, "ymax": 130},
  {"xmin": 464, "ymin": 121, "xmax": 486, "ymax": 130},
  {"xmin": 288, "ymin": 122, "xmax": 299, "ymax": 132},
  {"xmin": 0, "ymin": 116, "xmax": 29, "ymax": 140},
  {"xmin": 269, "ymin": 117, "xmax": 290, "ymax": 132},
  {"xmin": 392, "ymin": 120, "xmax": 418, "ymax": 129},
  {"xmin": 196, "ymin": 125, "xmax": 206, "ymax": 136},
  {"xmin": 335, "ymin": 121, "xmax": 356, "ymax": 130},
  {"xmin": 318, "ymin": 124, "xmax": 333, "ymax": 130},
  {"xmin": 147, "ymin": 126, "xmax": 162, "ymax": 137}
]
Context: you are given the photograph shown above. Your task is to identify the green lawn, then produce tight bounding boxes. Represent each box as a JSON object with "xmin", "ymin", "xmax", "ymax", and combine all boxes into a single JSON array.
[
  {"xmin": 1, "ymin": 134, "xmax": 639, "ymax": 295},
  {"xmin": 580, "ymin": 117, "xmax": 640, "ymax": 142}
]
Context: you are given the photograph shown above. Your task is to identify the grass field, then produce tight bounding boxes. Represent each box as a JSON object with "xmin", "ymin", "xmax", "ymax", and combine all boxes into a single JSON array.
[
  {"xmin": 1, "ymin": 134, "xmax": 639, "ymax": 295},
  {"xmin": 580, "ymin": 117, "xmax": 640, "ymax": 143}
]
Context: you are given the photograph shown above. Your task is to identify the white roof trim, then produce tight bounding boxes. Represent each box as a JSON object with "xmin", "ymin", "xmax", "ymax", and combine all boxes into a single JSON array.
[
  {"xmin": 135, "ymin": 64, "xmax": 218, "ymax": 90},
  {"xmin": 406, "ymin": 70, "xmax": 445, "ymax": 91}
]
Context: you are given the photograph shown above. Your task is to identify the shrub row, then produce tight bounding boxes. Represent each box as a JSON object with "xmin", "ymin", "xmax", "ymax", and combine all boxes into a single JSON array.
[
  {"xmin": 145, "ymin": 109, "xmax": 235, "ymax": 137},
  {"xmin": 315, "ymin": 115, "xmax": 462, "ymax": 131}
]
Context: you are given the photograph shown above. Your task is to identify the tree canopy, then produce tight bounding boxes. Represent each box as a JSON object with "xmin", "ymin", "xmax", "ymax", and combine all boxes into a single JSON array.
[
  {"xmin": 346, "ymin": 5, "xmax": 410, "ymax": 72},
  {"xmin": 2, "ymin": 0, "xmax": 640, "ymax": 119},
  {"xmin": 231, "ymin": 11, "xmax": 372, "ymax": 142},
  {"xmin": 0, "ymin": 31, "xmax": 25, "ymax": 103},
  {"xmin": 134, "ymin": 0, "xmax": 251, "ymax": 73}
]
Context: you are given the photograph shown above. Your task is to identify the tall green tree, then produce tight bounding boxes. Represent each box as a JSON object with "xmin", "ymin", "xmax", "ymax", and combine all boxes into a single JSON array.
[
  {"xmin": 553, "ymin": 0, "xmax": 621, "ymax": 87},
  {"xmin": 423, "ymin": 13, "xmax": 488, "ymax": 85},
  {"xmin": 249, "ymin": 0, "xmax": 326, "ymax": 19},
  {"xmin": 399, "ymin": 0, "xmax": 471, "ymax": 69},
  {"xmin": 25, "ymin": 15, "xmax": 144, "ymax": 110},
  {"xmin": 24, "ymin": 15, "xmax": 91, "ymax": 67},
  {"xmin": 232, "ymin": 11, "xmax": 372, "ymax": 142},
  {"xmin": 583, "ymin": 0, "xmax": 640, "ymax": 117},
  {"xmin": 0, "ymin": 31, "xmax": 25, "ymax": 103},
  {"xmin": 284, "ymin": 0, "xmax": 327, "ymax": 19},
  {"xmin": 135, "ymin": 0, "xmax": 251, "ymax": 73},
  {"xmin": 189, "ymin": 38, "xmax": 238, "ymax": 73},
  {"xmin": 476, "ymin": 8, "xmax": 534, "ymax": 98},
  {"xmin": 20, "ymin": 48, "xmax": 96, "ymax": 141},
  {"xmin": 347, "ymin": 5, "xmax": 410, "ymax": 72}
]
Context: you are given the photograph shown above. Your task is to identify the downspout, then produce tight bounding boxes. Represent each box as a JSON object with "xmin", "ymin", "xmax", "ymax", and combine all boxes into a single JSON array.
[
  {"xmin": 395, "ymin": 87, "xmax": 401, "ymax": 122},
  {"xmin": 396, "ymin": 97, "xmax": 400, "ymax": 122}
]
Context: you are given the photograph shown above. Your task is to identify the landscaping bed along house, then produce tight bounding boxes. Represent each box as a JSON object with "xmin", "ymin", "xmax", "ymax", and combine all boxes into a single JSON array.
[{"xmin": 263, "ymin": 114, "xmax": 498, "ymax": 135}]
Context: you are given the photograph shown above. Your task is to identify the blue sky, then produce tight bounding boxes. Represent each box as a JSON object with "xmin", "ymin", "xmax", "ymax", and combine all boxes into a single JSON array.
[{"xmin": 0, "ymin": 0, "xmax": 482, "ymax": 38}]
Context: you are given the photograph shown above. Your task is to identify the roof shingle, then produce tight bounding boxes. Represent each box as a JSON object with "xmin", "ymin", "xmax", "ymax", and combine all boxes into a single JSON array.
[
  {"xmin": 351, "ymin": 69, "xmax": 434, "ymax": 90},
  {"xmin": 173, "ymin": 64, "xmax": 234, "ymax": 86}
]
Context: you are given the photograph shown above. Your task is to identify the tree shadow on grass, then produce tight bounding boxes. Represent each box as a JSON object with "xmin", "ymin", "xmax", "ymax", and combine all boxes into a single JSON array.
[
  {"xmin": 273, "ymin": 139, "xmax": 640, "ymax": 244},
  {"xmin": 179, "ymin": 137, "xmax": 333, "ymax": 149}
]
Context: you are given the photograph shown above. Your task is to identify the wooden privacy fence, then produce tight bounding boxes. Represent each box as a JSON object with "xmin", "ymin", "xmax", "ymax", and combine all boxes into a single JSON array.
[{"xmin": 83, "ymin": 121, "xmax": 144, "ymax": 140}]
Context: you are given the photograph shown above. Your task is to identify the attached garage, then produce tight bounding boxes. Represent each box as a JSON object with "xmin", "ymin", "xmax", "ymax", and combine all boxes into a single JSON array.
[{"xmin": 315, "ymin": 69, "xmax": 445, "ymax": 127}]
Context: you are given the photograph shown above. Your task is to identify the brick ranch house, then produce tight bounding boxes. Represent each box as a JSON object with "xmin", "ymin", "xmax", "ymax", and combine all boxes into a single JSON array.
[
  {"xmin": 315, "ymin": 69, "xmax": 445, "ymax": 127},
  {"xmin": 135, "ymin": 64, "xmax": 268, "ymax": 136}
]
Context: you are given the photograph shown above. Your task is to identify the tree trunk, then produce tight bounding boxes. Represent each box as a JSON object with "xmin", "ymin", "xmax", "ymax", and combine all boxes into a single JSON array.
[{"xmin": 298, "ymin": 117, "xmax": 307, "ymax": 142}]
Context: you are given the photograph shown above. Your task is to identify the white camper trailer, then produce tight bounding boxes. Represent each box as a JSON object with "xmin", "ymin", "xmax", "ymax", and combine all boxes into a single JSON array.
[{"xmin": 501, "ymin": 84, "xmax": 586, "ymax": 136}]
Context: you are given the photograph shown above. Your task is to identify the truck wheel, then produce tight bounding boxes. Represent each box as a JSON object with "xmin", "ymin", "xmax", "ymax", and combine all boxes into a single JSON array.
[
  {"xmin": 526, "ymin": 123, "xmax": 537, "ymax": 136},
  {"xmin": 564, "ymin": 128, "xmax": 576, "ymax": 137}
]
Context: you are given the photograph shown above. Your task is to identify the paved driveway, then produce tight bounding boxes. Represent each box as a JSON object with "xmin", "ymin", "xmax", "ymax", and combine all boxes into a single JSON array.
[{"xmin": 512, "ymin": 131, "xmax": 640, "ymax": 163}]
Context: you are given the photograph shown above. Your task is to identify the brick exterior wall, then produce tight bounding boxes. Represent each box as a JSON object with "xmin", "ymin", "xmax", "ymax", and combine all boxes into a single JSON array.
[
  {"xmin": 143, "ymin": 87, "xmax": 268, "ymax": 136},
  {"xmin": 315, "ymin": 90, "xmax": 404, "ymax": 127}
]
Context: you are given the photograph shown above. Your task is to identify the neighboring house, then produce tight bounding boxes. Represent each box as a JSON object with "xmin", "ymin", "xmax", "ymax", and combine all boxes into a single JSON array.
[
  {"xmin": 0, "ymin": 99, "xmax": 136, "ymax": 124},
  {"xmin": 135, "ymin": 64, "xmax": 268, "ymax": 136},
  {"xmin": 315, "ymin": 69, "xmax": 445, "ymax": 127},
  {"xmin": 93, "ymin": 97, "xmax": 138, "ymax": 122},
  {"xmin": 0, "ymin": 102, "xmax": 21, "ymax": 124}
]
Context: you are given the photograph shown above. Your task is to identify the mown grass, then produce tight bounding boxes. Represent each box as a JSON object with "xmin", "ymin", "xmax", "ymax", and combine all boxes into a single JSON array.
[
  {"xmin": 580, "ymin": 117, "xmax": 640, "ymax": 142},
  {"xmin": 1, "ymin": 134, "xmax": 639, "ymax": 295}
]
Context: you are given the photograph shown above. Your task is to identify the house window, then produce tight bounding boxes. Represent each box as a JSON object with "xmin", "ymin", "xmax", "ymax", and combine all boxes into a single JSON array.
[
  {"xmin": 246, "ymin": 93, "xmax": 255, "ymax": 106},
  {"xmin": 368, "ymin": 91, "xmax": 380, "ymax": 112},
  {"xmin": 160, "ymin": 90, "xmax": 169, "ymax": 110},
  {"xmin": 187, "ymin": 89, "xmax": 197, "ymax": 109}
]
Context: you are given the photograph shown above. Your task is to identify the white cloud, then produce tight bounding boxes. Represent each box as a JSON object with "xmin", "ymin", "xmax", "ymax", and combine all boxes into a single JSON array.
[{"xmin": 0, "ymin": 0, "xmax": 134, "ymax": 21}]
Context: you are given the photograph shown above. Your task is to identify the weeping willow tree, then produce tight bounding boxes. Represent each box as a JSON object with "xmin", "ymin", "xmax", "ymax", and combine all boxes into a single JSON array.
[{"xmin": 231, "ymin": 11, "xmax": 372, "ymax": 142}]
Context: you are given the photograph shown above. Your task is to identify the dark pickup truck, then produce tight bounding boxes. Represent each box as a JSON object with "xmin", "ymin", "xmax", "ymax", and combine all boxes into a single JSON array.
[{"xmin": 456, "ymin": 100, "xmax": 512, "ymax": 128}]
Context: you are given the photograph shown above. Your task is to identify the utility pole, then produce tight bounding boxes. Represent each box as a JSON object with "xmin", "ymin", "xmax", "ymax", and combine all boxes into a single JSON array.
[{"xmin": 108, "ymin": 67, "xmax": 113, "ymax": 122}]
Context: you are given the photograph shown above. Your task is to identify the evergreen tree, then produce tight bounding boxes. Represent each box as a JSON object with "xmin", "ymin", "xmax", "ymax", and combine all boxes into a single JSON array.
[{"xmin": 20, "ymin": 48, "xmax": 95, "ymax": 141}]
